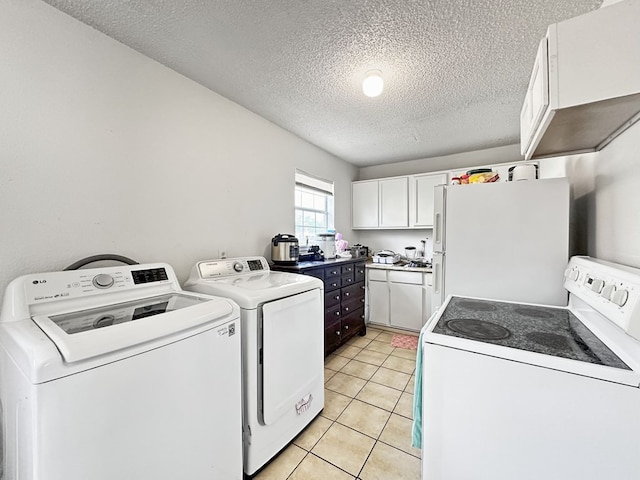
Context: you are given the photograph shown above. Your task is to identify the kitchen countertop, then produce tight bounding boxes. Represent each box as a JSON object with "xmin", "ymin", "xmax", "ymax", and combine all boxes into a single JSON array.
[
  {"xmin": 270, "ymin": 257, "xmax": 432, "ymax": 273},
  {"xmin": 366, "ymin": 260, "xmax": 432, "ymax": 273},
  {"xmin": 270, "ymin": 256, "xmax": 366, "ymax": 272}
]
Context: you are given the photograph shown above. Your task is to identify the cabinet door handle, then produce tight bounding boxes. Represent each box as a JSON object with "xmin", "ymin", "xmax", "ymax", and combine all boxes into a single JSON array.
[
  {"xmin": 360, "ymin": 298, "xmax": 365, "ymax": 303},
  {"xmin": 335, "ymin": 311, "xmax": 341, "ymax": 316},
  {"xmin": 344, "ymin": 306, "xmax": 350, "ymax": 312},
  {"xmin": 336, "ymin": 330, "xmax": 341, "ymax": 335},
  {"xmin": 334, "ymin": 295, "xmax": 340, "ymax": 300},
  {"xmin": 344, "ymin": 292, "xmax": 350, "ymax": 297},
  {"xmin": 344, "ymin": 325, "xmax": 349, "ymax": 330},
  {"xmin": 331, "ymin": 270, "xmax": 339, "ymax": 275},
  {"xmin": 331, "ymin": 282, "xmax": 338, "ymax": 288}
]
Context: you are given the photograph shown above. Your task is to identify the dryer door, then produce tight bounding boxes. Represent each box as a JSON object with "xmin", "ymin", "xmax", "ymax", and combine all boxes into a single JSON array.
[{"xmin": 261, "ymin": 288, "xmax": 323, "ymax": 425}]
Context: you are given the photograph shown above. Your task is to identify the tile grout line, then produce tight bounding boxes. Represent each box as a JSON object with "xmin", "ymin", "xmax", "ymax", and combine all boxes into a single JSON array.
[{"xmin": 316, "ymin": 331, "xmax": 419, "ymax": 479}]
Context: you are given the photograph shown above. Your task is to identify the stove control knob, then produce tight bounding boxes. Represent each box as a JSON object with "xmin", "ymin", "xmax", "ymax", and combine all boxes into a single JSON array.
[
  {"xmin": 590, "ymin": 279, "xmax": 604, "ymax": 293},
  {"xmin": 600, "ymin": 284, "xmax": 616, "ymax": 300},
  {"xmin": 612, "ymin": 289, "xmax": 629, "ymax": 307},
  {"xmin": 92, "ymin": 274, "xmax": 114, "ymax": 289},
  {"xmin": 233, "ymin": 262, "xmax": 243, "ymax": 273}
]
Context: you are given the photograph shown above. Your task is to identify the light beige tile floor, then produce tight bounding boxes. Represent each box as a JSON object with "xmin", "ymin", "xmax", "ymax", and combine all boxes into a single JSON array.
[{"xmin": 254, "ymin": 326, "xmax": 420, "ymax": 480}]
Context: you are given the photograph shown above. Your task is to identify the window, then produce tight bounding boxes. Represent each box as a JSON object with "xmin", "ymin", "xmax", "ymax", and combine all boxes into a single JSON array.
[{"xmin": 295, "ymin": 171, "xmax": 334, "ymax": 248}]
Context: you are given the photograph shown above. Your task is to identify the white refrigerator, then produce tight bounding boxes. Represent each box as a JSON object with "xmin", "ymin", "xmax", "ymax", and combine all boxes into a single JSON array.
[{"xmin": 431, "ymin": 177, "xmax": 569, "ymax": 312}]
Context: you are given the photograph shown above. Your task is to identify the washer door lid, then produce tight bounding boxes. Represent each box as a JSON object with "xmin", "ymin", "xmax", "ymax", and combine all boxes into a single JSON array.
[{"xmin": 33, "ymin": 293, "xmax": 235, "ymax": 363}]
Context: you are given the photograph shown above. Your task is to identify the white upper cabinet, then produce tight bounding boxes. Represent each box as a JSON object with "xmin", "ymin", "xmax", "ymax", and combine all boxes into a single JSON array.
[
  {"xmin": 352, "ymin": 180, "xmax": 379, "ymax": 229},
  {"xmin": 521, "ymin": 0, "xmax": 640, "ymax": 160},
  {"xmin": 352, "ymin": 177, "xmax": 408, "ymax": 229},
  {"xmin": 353, "ymin": 173, "xmax": 445, "ymax": 230},
  {"xmin": 520, "ymin": 38, "xmax": 549, "ymax": 157},
  {"xmin": 409, "ymin": 173, "xmax": 447, "ymax": 228},
  {"xmin": 379, "ymin": 177, "xmax": 408, "ymax": 228}
]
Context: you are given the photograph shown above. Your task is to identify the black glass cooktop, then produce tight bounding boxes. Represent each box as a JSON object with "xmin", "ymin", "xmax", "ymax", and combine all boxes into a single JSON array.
[{"xmin": 433, "ymin": 297, "xmax": 629, "ymax": 369}]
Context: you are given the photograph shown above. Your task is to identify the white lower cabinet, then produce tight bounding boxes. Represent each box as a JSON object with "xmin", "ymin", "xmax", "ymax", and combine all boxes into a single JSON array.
[
  {"xmin": 368, "ymin": 278, "xmax": 390, "ymax": 326},
  {"xmin": 390, "ymin": 282, "xmax": 424, "ymax": 331},
  {"xmin": 366, "ymin": 268, "xmax": 432, "ymax": 332}
]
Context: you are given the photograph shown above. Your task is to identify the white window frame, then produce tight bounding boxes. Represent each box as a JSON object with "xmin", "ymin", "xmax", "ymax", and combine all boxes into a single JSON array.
[{"xmin": 295, "ymin": 171, "xmax": 334, "ymax": 249}]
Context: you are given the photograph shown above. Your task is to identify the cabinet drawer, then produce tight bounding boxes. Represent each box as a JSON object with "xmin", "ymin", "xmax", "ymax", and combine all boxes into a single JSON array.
[
  {"xmin": 306, "ymin": 269, "xmax": 324, "ymax": 280},
  {"xmin": 342, "ymin": 281, "xmax": 365, "ymax": 301},
  {"xmin": 367, "ymin": 268, "xmax": 387, "ymax": 281},
  {"xmin": 355, "ymin": 263, "xmax": 366, "ymax": 282},
  {"xmin": 388, "ymin": 270, "xmax": 423, "ymax": 285},
  {"xmin": 325, "ymin": 276, "xmax": 342, "ymax": 292},
  {"xmin": 341, "ymin": 272, "xmax": 355, "ymax": 287},
  {"xmin": 325, "ymin": 290, "xmax": 341, "ymax": 309},
  {"xmin": 324, "ymin": 303, "xmax": 342, "ymax": 323},
  {"xmin": 342, "ymin": 297, "xmax": 363, "ymax": 317},
  {"xmin": 342, "ymin": 307, "xmax": 365, "ymax": 334},
  {"xmin": 341, "ymin": 264, "xmax": 355, "ymax": 275},
  {"xmin": 325, "ymin": 266, "xmax": 342, "ymax": 278},
  {"xmin": 324, "ymin": 319, "xmax": 342, "ymax": 354}
]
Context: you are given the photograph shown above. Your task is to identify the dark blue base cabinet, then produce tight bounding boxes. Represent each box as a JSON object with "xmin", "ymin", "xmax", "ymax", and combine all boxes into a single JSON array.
[{"xmin": 272, "ymin": 258, "xmax": 366, "ymax": 356}]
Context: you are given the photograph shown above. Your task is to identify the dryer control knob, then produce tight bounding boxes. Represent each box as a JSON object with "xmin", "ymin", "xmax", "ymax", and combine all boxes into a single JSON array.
[
  {"xmin": 233, "ymin": 262, "xmax": 243, "ymax": 273},
  {"xmin": 93, "ymin": 274, "xmax": 114, "ymax": 289},
  {"xmin": 612, "ymin": 289, "xmax": 629, "ymax": 307}
]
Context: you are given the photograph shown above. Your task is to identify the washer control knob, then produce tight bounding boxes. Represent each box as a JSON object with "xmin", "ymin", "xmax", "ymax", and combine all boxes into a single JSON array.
[
  {"xmin": 233, "ymin": 262, "xmax": 243, "ymax": 273},
  {"xmin": 92, "ymin": 274, "xmax": 114, "ymax": 289},
  {"xmin": 612, "ymin": 289, "xmax": 629, "ymax": 307},
  {"xmin": 601, "ymin": 284, "xmax": 616, "ymax": 300},
  {"xmin": 591, "ymin": 279, "xmax": 605, "ymax": 293}
]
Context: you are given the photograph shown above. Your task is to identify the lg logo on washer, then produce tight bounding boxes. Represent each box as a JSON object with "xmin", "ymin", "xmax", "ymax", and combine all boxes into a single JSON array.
[
  {"xmin": 32, "ymin": 279, "xmax": 47, "ymax": 285},
  {"xmin": 218, "ymin": 323, "xmax": 236, "ymax": 337}
]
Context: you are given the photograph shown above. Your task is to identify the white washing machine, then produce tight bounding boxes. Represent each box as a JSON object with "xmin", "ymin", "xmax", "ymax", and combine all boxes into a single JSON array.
[
  {"xmin": 184, "ymin": 256, "xmax": 324, "ymax": 477},
  {"xmin": 0, "ymin": 262, "xmax": 243, "ymax": 480}
]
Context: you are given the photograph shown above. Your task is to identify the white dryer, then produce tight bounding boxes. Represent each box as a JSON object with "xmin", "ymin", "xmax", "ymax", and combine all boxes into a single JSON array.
[
  {"xmin": 0, "ymin": 263, "xmax": 243, "ymax": 480},
  {"xmin": 184, "ymin": 256, "xmax": 324, "ymax": 477}
]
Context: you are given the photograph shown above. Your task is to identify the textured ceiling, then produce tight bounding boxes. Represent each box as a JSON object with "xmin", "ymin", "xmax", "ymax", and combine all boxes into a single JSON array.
[{"xmin": 42, "ymin": 0, "xmax": 602, "ymax": 167}]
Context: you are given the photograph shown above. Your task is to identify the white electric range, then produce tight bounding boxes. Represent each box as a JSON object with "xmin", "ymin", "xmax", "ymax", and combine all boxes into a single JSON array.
[{"xmin": 417, "ymin": 256, "xmax": 640, "ymax": 480}]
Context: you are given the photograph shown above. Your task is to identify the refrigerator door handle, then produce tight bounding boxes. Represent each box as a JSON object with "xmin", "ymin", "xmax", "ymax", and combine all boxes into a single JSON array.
[
  {"xmin": 433, "ymin": 185, "xmax": 445, "ymax": 251},
  {"xmin": 433, "ymin": 260, "xmax": 442, "ymax": 294},
  {"xmin": 431, "ymin": 252, "xmax": 445, "ymax": 314},
  {"xmin": 434, "ymin": 212, "xmax": 442, "ymax": 246}
]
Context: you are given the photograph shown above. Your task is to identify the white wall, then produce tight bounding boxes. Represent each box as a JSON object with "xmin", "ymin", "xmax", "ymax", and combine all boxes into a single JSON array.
[
  {"xmin": 568, "ymin": 121, "xmax": 640, "ymax": 268},
  {"xmin": 355, "ymin": 229, "xmax": 434, "ymax": 261},
  {"xmin": 0, "ymin": 0, "xmax": 357, "ymax": 301},
  {"xmin": 357, "ymin": 144, "xmax": 523, "ymax": 180}
]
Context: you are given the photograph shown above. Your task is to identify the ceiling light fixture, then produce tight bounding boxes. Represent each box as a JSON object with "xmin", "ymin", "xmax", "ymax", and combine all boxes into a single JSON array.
[{"xmin": 362, "ymin": 70, "xmax": 384, "ymax": 97}]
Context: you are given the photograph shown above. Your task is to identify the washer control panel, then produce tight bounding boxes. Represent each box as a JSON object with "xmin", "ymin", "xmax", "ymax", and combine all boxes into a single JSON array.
[
  {"xmin": 19, "ymin": 264, "xmax": 176, "ymax": 307},
  {"xmin": 564, "ymin": 256, "xmax": 640, "ymax": 340},
  {"xmin": 196, "ymin": 257, "xmax": 270, "ymax": 279}
]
